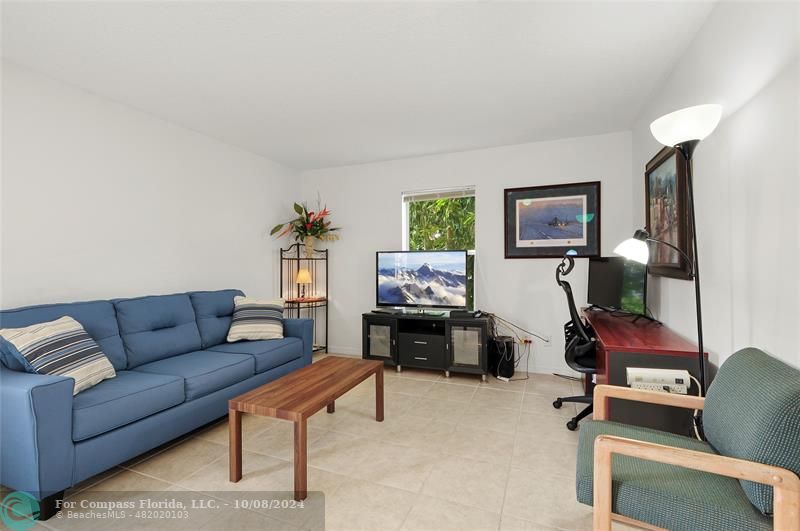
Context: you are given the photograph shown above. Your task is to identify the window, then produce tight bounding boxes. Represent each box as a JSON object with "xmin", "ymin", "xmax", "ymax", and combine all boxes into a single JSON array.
[{"xmin": 402, "ymin": 187, "xmax": 476, "ymax": 309}]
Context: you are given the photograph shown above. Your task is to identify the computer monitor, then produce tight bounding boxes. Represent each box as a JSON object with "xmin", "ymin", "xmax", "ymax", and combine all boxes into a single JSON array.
[{"xmin": 587, "ymin": 257, "xmax": 647, "ymax": 315}]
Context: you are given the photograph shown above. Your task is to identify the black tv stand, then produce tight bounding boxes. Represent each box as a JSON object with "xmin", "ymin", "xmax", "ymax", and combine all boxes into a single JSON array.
[{"xmin": 362, "ymin": 312, "xmax": 489, "ymax": 381}]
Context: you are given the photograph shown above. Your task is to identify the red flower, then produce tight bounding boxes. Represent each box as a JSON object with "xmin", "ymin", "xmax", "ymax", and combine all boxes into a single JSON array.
[
  {"xmin": 306, "ymin": 223, "xmax": 312, "ymax": 229},
  {"xmin": 311, "ymin": 207, "xmax": 329, "ymax": 222}
]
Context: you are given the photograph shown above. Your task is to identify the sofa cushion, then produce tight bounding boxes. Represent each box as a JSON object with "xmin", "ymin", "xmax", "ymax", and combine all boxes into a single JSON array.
[
  {"xmin": 209, "ymin": 338, "xmax": 303, "ymax": 373},
  {"xmin": 189, "ymin": 289, "xmax": 244, "ymax": 348},
  {"xmin": 0, "ymin": 300, "xmax": 126, "ymax": 370},
  {"xmin": 133, "ymin": 350, "xmax": 254, "ymax": 400},
  {"xmin": 703, "ymin": 347, "xmax": 800, "ymax": 515},
  {"xmin": 227, "ymin": 297, "xmax": 284, "ymax": 342},
  {"xmin": 576, "ymin": 420, "xmax": 771, "ymax": 531},
  {"xmin": 114, "ymin": 294, "xmax": 202, "ymax": 368},
  {"xmin": 0, "ymin": 316, "xmax": 116, "ymax": 395},
  {"xmin": 72, "ymin": 370, "xmax": 184, "ymax": 441}
]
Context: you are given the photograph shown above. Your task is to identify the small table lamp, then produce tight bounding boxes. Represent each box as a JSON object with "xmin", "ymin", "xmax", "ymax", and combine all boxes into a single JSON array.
[{"xmin": 296, "ymin": 268, "xmax": 312, "ymax": 299}]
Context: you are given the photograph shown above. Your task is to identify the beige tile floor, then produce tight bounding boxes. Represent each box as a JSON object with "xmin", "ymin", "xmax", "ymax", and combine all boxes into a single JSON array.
[{"xmin": 5, "ymin": 354, "xmax": 638, "ymax": 531}]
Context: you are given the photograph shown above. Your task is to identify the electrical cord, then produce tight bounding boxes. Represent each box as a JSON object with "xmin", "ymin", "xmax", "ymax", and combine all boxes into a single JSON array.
[
  {"xmin": 510, "ymin": 342, "xmax": 530, "ymax": 381},
  {"xmin": 689, "ymin": 374, "xmax": 703, "ymax": 441},
  {"xmin": 485, "ymin": 313, "xmax": 533, "ymax": 381},
  {"xmin": 487, "ymin": 313, "xmax": 549, "ymax": 343},
  {"xmin": 553, "ymin": 373, "xmax": 581, "ymax": 382},
  {"xmin": 487, "ymin": 313, "xmax": 524, "ymax": 346}
]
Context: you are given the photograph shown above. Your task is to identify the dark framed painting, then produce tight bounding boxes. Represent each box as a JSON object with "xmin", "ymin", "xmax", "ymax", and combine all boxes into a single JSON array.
[
  {"xmin": 645, "ymin": 146, "xmax": 692, "ymax": 279},
  {"xmin": 504, "ymin": 181, "xmax": 601, "ymax": 259}
]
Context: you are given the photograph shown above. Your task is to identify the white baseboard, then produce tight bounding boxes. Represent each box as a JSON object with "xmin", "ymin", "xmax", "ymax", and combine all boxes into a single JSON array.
[
  {"xmin": 323, "ymin": 346, "xmax": 360, "ymax": 357},
  {"xmin": 320, "ymin": 347, "xmax": 576, "ymax": 377}
]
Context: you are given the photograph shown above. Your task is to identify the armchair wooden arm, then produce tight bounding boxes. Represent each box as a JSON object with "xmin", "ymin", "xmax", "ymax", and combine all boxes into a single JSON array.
[
  {"xmin": 593, "ymin": 384, "xmax": 705, "ymax": 421},
  {"xmin": 593, "ymin": 435, "xmax": 800, "ymax": 531}
]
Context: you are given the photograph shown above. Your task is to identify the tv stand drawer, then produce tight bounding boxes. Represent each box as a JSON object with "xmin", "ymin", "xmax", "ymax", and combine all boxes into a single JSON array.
[{"xmin": 399, "ymin": 333, "xmax": 445, "ymax": 369}]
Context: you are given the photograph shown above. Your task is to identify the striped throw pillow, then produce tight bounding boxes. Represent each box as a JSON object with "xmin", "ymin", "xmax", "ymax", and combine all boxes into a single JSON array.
[
  {"xmin": 226, "ymin": 297, "xmax": 284, "ymax": 342},
  {"xmin": 0, "ymin": 316, "xmax": 116, "ymax": 395}
]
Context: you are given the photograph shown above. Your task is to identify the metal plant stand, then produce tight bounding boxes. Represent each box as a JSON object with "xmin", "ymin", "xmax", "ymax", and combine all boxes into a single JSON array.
[{"xmin": 280, "ymin": 243, "xmax": 328, "ymax": 353}]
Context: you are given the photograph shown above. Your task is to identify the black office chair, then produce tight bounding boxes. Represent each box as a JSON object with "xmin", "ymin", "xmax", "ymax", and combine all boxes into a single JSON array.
[{"xmin": 552, "ymin": 255, "xmax": 597, "ymax": 431}]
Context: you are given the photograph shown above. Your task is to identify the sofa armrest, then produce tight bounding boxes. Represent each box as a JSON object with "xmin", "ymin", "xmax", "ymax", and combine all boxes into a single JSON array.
[
  {"xmin": 284, "ymin": 318, "xmax": 314, "ymax": 365},
  {"xmin": 592, "ymin": 435, "xmax": 800, "ymax": 531},
  {"xmin": 593, "ymin": 384, "xmax": 705, "ymax": 421},
  {"xmin": 0, "ymin": 366, "xmax": 75, "ymax": 499}
]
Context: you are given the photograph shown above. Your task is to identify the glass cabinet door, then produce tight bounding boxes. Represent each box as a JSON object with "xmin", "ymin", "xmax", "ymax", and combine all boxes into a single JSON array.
[
  {"xmin": 450, "ymin": 326, "xmax": 481, "ymax": 366},
  {"xmin": 363, "ymin": 317, "xmax": 397, "ymax": 363},
  {"xmin": 368, "ymin": 323, "xmax": 393, "ymax": 359},
  {"xmin": 446, "ymin": 320, "xmax": 487, "ymax": 372}
]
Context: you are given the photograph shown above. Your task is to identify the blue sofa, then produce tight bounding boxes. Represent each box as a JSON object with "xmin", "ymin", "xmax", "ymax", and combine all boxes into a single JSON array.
[{"xmin": 0, "ymin": 289, "xmax": 313, "ymax": 514}]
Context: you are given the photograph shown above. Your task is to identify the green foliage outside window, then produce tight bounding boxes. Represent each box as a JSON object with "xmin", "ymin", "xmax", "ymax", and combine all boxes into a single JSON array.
[{"xmin": 407, "ymin": 197, "xmax": 475, "ymax": 309}]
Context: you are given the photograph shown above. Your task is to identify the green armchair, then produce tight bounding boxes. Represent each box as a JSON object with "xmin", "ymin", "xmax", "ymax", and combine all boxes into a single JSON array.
[{"xmin": 576, "ymin": 348, "xmax": 800, "ymax": 531}]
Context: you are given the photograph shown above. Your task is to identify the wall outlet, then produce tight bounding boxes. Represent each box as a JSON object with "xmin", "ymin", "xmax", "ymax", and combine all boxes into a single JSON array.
[{"xmin": 522, "ymin": 335, "xmax": 551, "ymax": 346}]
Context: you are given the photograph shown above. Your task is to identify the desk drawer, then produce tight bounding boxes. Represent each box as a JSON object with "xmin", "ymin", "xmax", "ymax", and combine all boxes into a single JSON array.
[{"xmin": 399, "ymin": 333, "xmax": 445, "ymax": 369}]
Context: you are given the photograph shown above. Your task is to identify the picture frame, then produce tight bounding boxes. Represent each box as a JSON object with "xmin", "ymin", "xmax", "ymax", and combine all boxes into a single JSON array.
[
  {"xmin": 645, "ymin": 146, "xmax": 693, "ymax": 279},
  {"xmin": 504, "ymin": 181, "xmax": 601, "ymax": 259}
]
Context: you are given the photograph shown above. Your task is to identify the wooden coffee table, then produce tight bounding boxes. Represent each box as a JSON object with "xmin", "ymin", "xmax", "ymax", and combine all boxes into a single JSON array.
[{"xmin": 228, "ymin": 356, "xmax": 384, "ymax": 500}]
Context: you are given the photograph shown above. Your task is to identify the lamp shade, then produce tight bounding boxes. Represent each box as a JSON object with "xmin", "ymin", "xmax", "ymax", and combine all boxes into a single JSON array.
[
  {"xmin": 614, "ymin": 238, "xmax": 649, "ymax": 265},
  {"xmin": 650, "ymin": 104, "xmax": 722, "ymax": 147},
  {"xmin": 295, "ymin": 268, "xmax": 312, "ymax": 284}
]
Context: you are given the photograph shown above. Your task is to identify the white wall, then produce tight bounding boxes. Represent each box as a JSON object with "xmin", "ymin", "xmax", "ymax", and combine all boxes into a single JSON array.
[
  {"xmin": 1, "ymin": 62, "xmax": 298, "ymax": 308},
  {"xmin": 631, "ymin": 2, "xmax": 800, "ymax": 368},
  {"xmin": 300, "ymin": 132, "xmax": 632, "ymax": 374}
]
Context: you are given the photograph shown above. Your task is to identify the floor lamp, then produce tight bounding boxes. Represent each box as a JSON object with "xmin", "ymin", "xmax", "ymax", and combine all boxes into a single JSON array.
[{"xmin": 615, "ymin": 104, "xmax": 722, "ymax": 400}]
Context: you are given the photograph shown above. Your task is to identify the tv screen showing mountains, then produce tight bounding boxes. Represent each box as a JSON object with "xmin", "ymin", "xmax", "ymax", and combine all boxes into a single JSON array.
[{"xmin": 377, "ymin": 251, "xmax": 467, "ymax": 308}]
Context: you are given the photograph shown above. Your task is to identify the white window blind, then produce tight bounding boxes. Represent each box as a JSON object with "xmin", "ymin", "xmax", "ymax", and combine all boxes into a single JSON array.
[{"xmin": 402, "ymin": 186, "xmax": 475, "ymax": 203}]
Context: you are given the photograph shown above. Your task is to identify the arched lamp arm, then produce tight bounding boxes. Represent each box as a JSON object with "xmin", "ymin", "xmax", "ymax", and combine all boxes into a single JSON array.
[{"xmin": 646, "ymin": 237, "xmax": 695, "ymax": 277}]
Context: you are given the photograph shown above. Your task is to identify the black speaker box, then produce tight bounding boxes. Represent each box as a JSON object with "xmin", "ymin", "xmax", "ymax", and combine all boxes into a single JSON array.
[
  {"xmin": 488, "ymin": 336, "xmax": 515, "ymax": 378},
  {"xmin": 449, "ymin": 310, "xmax": 477, "ymax": 319}
]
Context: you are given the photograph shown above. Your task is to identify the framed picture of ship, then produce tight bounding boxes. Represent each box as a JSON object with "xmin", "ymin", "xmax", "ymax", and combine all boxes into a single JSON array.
[
  {"xmin": 504, "ymin": 182, "xmax": 600, "ymax": 258},
  {"xmin": 645, "ymin": 146, "xmax": 692, "ymax": 279}
]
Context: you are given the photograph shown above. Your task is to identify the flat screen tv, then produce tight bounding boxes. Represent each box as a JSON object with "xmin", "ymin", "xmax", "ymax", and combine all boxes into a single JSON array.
[
  {"xmin": 376, "ymin": 250, "xmax": 468, "ymax": 309},
  {"xmin": 588, "ymin": 257, "xmax": 647, "ymax": 316}
]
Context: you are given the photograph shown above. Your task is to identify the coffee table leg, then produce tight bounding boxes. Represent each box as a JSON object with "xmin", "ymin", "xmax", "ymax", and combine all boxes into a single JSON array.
[
  {"xmin": 327, "ymin": 401, "xmax": 335, "ymax": 413},
  {"xmin": 229, "ymin": 409, "xmax": 242, "ymax": 482},
  {"xmin": 294, "ymin": 419, "xmax": 308, "ymax": 501},
  {"xmin": 376, "ymin": 368, "xmax": 384, "ymax": 422}
]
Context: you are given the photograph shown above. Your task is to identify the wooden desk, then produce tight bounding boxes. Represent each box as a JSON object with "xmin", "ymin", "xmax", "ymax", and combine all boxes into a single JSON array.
[{"xmin": 583, "ymin": 308, "xmax": 708, "ymax": 436}]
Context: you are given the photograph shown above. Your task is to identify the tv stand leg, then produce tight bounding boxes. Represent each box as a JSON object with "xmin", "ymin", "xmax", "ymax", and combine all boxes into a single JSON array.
[
  {"xmin": 482, "ymin": 373, "xmax": 487, "ymax": 383},
  {"xmin": 396, "ymin": 365, "xmax": 402, "ymax": 373},
  {"xmin": 445, "ymin": 371, "xmax": 450, "ymax": 378}
]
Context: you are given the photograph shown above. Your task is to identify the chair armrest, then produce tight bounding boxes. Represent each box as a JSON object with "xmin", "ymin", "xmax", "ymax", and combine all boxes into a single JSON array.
[
  {"xmin": 592, "ymin": 435, "xmax": 800, "ymax": 531},
  {"xmin": 593, "ymin": 384, "xmax": 705, "ymax": 420},
  {"xmin": 283, "ymin": 318, "xmax": 314, "ymax": 365},
  {"xmin": 0, "ymin": 366, "xmax": 75, "ymax": 500}
]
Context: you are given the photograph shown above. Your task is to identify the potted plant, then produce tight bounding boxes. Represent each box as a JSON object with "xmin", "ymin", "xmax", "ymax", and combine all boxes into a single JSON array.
[{"xmin": 271, "ymin": 202, "xmax": 340, "ymax": 257}]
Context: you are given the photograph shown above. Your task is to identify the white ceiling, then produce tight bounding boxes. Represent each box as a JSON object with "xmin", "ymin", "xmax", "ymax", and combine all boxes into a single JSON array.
[{"xmin": 2, "ymin": 2, "xmax": 714, "ymax": 170}]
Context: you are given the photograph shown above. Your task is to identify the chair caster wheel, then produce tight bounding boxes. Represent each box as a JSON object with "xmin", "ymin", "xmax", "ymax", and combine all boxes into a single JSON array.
[
  {"xmin": 566, "ymin": 419, "xmax": 578, "ymax": 431},
  {"xmin": 553, "ymin": 399, "xmax": 563, "ymax": 409}
]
